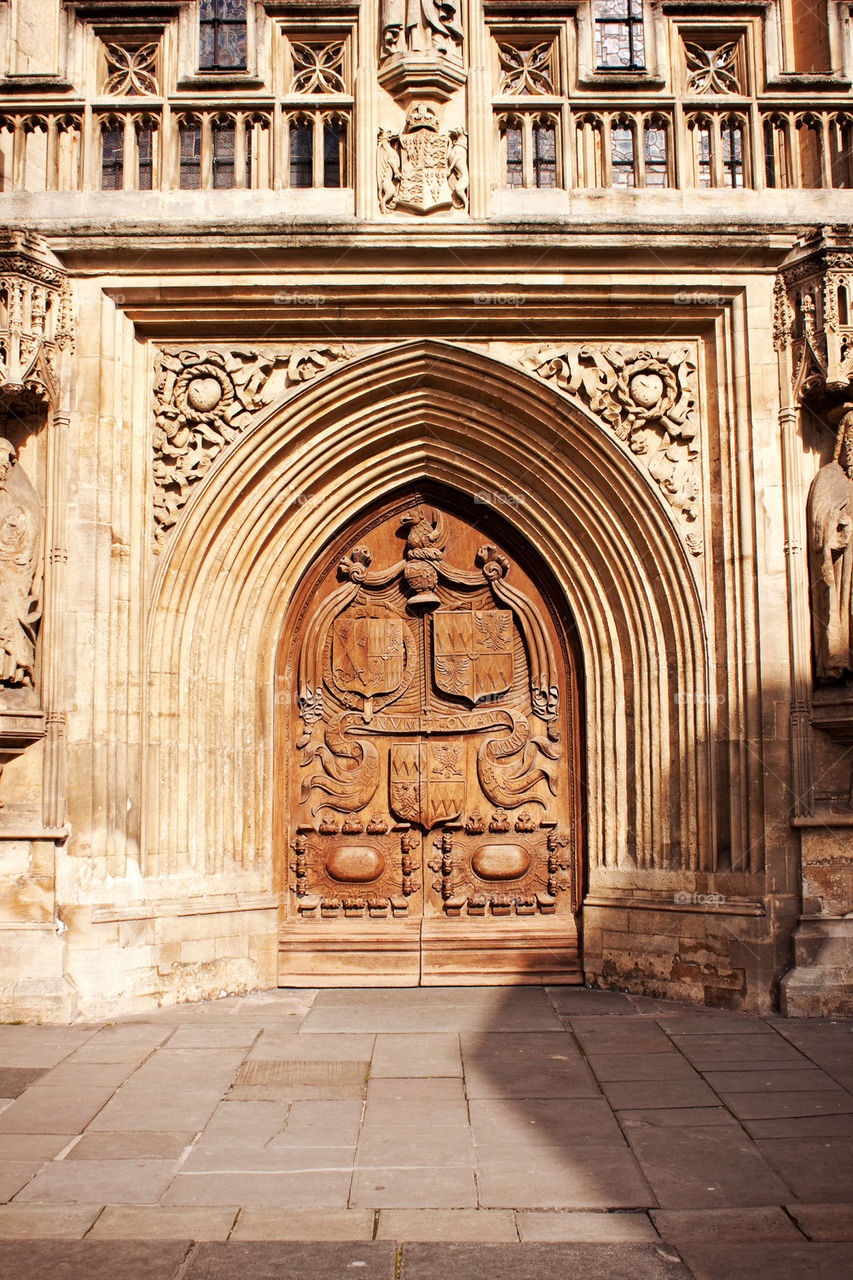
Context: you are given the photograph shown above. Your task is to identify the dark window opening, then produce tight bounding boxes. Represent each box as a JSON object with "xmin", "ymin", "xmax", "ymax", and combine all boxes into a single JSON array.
[
  {"xmin": 721, "ymin": 121, "xmax": 744, "ymax": 188},
  {"xmin": 323, "ymin": 120, "xmax": 344, "ymax": 187},
  {"xmin": 101, "ymin": 126, "xmax": 123, "ymax": 190},
  {"xmin": 504, "ymin": 123, "xmax": 523, "ymax": 187},
  {"xmin": 290, "ymin": 120, "xmax": 313, "ymax": 187},
  {"xmin": 533, "ymin": 120, "xmax": 557, "ymax": 188},
  {"xmin": 212, "ymin": 122, "xmax": 236, "ymax": 188},
  {"xmin": 138, "ymin": 126, "xmax": 153, "ymax": 190},
  {"xmin": 179, "ymin": 123, "xmax": 202, "ymax": 189}
]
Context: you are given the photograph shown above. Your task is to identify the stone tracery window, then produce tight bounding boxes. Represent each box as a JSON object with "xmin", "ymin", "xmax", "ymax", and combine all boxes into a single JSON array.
[
  {"xmin": 199, "ymin": 0, "xmax": 248, "ymax": 71},
  {"xmin": 595, "ymin": 0, "xmax": 645, "ymax": 71},
  {"xmin": 100, "ymin": 120, "xmax": 124, "ymax": 190},
  {"xmin": 499, "ymin": 113, "xmax": 560, "ymax": 189},
  {"xmin": 179, "ymin": 117, "xmax": 203, "ymax": 188}
]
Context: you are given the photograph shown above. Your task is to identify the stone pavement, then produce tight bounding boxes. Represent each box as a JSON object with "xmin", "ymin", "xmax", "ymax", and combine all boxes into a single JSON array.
[{"xmin": 0, "ymin": 987, "xmax": 852, "ymax": 1279}]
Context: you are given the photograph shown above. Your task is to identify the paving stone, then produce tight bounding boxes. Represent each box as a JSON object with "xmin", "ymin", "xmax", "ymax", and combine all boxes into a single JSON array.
[
  {"xmin": 0, "ymin": 1204, "xmax": 101, "ymax": 1238},
  {"xmin": 650, "ymin": 1206, "xmax": 803, "ymax": 1243},
  {"xmin": 166, "ymin": 1026, "xmax": 262, "ymax": 1049},
  {"xmin": 185, "ymin": 1241, "xmax": 396, "ymax": 1279},
  {"xmin": 787, "ymin": 1203, "xmax": 853, "ymax": 1240},
  {"xmin": 720, "ymin": 1091, "xmax": 853, "ymax": 1121},
  {"xmin": 0, "ymin": 1069, "xmax": 47, "ymax": 1098},
  {"xmin": 567, "ymin": 1019, "xmax": 674, "ymax": 1054},
  {"xmin": 0, "ymin": 1164, "xmax": 40, "ymax": 1202},
  {"xmin": 702, "ymin": 1068, "xmax": 838, "ymax": 1093},
  {"xmin": 624, "ymin": 1124, "xmax": 791, "ymax": 1208},
  {"xmin": 376, "ymin": 1209, "xmax": 517, "ymax": 1241},
  {"xmin": 601, "ymin": 1079, "xmax": 720, "ymax": 1110},
  {"xmin": 652, "ymin": 1013, "xmax": 773, "ymax": 1036},
  {"xmin": 0, "ymin": 1240, "xmax": 190, "ymax": 1280},
  {"xmin": 228, "ymin": 1058, "xmax": 369, "ymax": 1101},
  {"xmin": 475, "ymin": 1142, "xmax": 653, "ymax": 1210},
  {"xmin": 0, "ymin": 1028, "xmax": 99, "ymax": 1069},
  {"xmin": 66, "ymin": 1132, "xmax": 196, "ymax": 1160},
  {"xmin": 365, "ymin": 1076, "xmax": 466, "ymax": 1106},
  {"xmin": 370, "ymin": 1033, "xmax": 462, "ymax": 1077},
  {"xmin": 743, "ymin": 1113, "xmax": 853, "ymax": 1139},
  {"xmin": 0, "ymin": 1134, "xmax": 75, "ymax": 1161},
  {"xmin": 15, "ymin": 1159, "xmax": 181, "ymax": 1205},
  {"xmin": 754, "ymin": 1136, "xmax": 853, "ymax": 1201},
  {"xmin": 195, "ymin": 1100, "xmax": 288, "ymax": 1148},
  {"xmin": 30, "ymin": 1061, "xmax": 138, "ymax": 1090},
  {"xmin": 585, "ymin": 1053, "xmax": 704, "ymax": 1083},
  {"xmin": 231, "ymin": 1209, "xmax": 375, "ymax": 1240},
  {"xmin": 87, "ymin": 1088, "xmax": 228, "ymax": 1134},
  {"xmin": 671, "ymin": 1034, "xmax": 807, "ymax": 1069},
  {"xmin": 0, "ymin": 1086, "xmax": 115, "ymax": 1134},
  {"xmin": 163, "ymin": 1170, "xmax": 353, "ymax": 1208},
  {"xmin": 469, "ymin": 1097, "xmax": 626, "ymax": 1147},
  {"xmin": 350, "ymin": 1164, "xmax": 478, "ymax": 1209},
  {"xmin": 517, "ymin": 1211, "xmax": 659, "ymax": 1241},
  {"xmin": 302, "ymin": 989, "xmax": 563, "ymax": 1033},
  {"xmin": 617, "ymin": 1109, "xmax": 739, "ymax": 1130},
  {"xmin": 271, "ymin": 1100, "xmax": 362, "ymax": 1148},
  {"xmin": 400, "ymin": 1242, "xmax": 690, "ymax": 1280},
  {"xmin": 89, "ymin": 1207, "xmax": 237, "ymax": 1240},
  {"xmin": 182, "ymin": 1144, "xmax": 357, "ymax": 1173},
  {"xmin": 355, "ymin": 1128, "xmax": 471, "ymax": 1168},
  {"xmin": 461, "ymin": 1033, "xmax": 600, "ymax": 1098},
  {"xmin": 248, "ymin": 1033, "xmax": 376, "ymax": 1061},
  {"xmin": 546, "ymin": 989, "xmax": 637, "ymax": 1015},
  {"xmin": 676, "ymin": 1241, "xmax": 853, "ymax": 1280}
]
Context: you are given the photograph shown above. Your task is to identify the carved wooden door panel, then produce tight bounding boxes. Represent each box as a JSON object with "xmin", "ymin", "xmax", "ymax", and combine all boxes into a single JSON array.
[{"xmin": 277, "ymin": 493, "xmax": 582, "ymax": 986}]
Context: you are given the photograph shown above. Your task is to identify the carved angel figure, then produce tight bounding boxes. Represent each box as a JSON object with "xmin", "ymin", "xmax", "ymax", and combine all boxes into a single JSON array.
[
  {"xmin": 808, "ymin": 404, "xmax": 853, "ymax": 681},
  {"xmin": 447, "ymin": 129, "xmax": 469, "ymax": 210},
  {"xmin": 0, "ymin": 439, "xmax": 41, "ymax": 687},
  {"xmin": 381, "ymin": 0, "xmax": 463, "ymax": 59}
]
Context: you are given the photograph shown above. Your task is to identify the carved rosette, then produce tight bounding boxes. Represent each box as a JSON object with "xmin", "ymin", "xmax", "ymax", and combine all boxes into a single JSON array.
[
  {"xmin": 152, "ymin": 343, "xmax": 355, "ymax": 548},
  {"xmin": 521, "ymin": 343, "xmax": 703, "ymax": 556}
]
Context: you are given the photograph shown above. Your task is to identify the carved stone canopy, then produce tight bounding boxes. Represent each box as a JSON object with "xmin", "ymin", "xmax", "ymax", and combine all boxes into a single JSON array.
[
  {"xmin": 776, "ymin": 230, "xmax": 853, "ymax": 402},
  {"xmin": 378, "ymin": 0, "xmax": 466, "ymax": 103},
  {"xmin": 0, "ymin": 231, "xmax": 73, "ymax": 414}
]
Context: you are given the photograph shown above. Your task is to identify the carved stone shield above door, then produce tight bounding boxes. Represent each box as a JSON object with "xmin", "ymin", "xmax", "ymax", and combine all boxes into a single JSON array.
[{"xmin": 276, "ymin": 491, "xmax": 583, "ymax": 986}]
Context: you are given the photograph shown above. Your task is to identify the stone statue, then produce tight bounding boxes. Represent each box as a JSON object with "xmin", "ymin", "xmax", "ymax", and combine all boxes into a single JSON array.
[
  {"xmin": 380, "ymin": 0, "xmax": 463, "ymax": 60},
  {"xmin": 808, "ymin": 403, "xmax": 853, "ymax": 681},
  {"xmin": 0, "ymin": 439, "xmax": 41, "ymax": 687}
]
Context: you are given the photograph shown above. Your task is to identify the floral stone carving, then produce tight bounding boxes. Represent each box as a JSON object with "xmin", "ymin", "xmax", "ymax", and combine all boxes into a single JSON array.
[
  {"xmin": 522, "ymin": 344, "xmax": 703, "ymax": 555},
  {"xmin": 152, "ymin": 344, "xmax": 354, "ymax": 548}
]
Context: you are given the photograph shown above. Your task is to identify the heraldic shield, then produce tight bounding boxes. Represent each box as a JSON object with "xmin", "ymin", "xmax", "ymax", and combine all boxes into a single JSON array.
[
  {"xmin": 432, "ymin": 607, "xmax": 513, "ymax": 704},
  {"xmin": 398, "ymin": 131, "xmax": 451, "ymax": 214},
  {"xmin": 332, "ymin": 613, "xmax": 405, "ymax": 697},
  {"xmin": 390, "ymin": 739, "xmax": 466, "ymax": 829}
]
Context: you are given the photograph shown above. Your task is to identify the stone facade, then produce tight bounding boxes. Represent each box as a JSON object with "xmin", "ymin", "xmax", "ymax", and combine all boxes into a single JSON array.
[{"xmin": 0, "ymin": 0, "xmax": 851, "ymax": 1019}]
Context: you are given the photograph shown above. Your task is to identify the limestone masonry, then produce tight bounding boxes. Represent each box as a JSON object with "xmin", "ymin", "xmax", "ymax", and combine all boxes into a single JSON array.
[{"xmin": 0, "ymin": 0, "xmax": 852, "ymax": 1019}]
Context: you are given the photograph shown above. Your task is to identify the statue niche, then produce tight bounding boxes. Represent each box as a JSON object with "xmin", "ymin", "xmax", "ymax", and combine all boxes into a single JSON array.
[
  {"xmin": 0, "ymin": 438, "xmax": 41, "ymax": 691},
  {"xmin": 380, "ymin": 0, "xmax": 463, "ymax": 62},
  {"xmin": 808, "ymin": 403, "xmax": 853, "ymax": 683}
]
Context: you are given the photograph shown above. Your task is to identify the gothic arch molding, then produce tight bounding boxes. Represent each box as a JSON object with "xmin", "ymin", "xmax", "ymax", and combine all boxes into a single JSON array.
[{"xmin": 143, "ymin": 340, "xmax": 714, "ymax": 884}]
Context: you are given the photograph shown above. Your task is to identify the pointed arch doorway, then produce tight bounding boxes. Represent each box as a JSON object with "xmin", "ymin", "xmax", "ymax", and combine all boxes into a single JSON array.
[{"xmin": 276, "ymin": 486, "xmax": 584, "ymax": 985}]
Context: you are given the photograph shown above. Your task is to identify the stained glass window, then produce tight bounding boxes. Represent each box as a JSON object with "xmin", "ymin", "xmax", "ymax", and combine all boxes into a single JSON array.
[
  {"xmin": 721, "ymin": 121, "xmax": 744, "ymax": 188},
  {"xmin": 644, "ymin": 122, "xmax": 668, "ymax": 186},
  {"xmin": 179, "ymin": 122, "xmax": 202, "ymax": 189},
  {"xmin": 138, "ymin": 126, "xmax": 153, "ymax": 190},
  {"xmin": 199, "ymin": 0, "xmax": 247, "ymax": 72},
  {"xmin": 611, "ymin": 124, "xmax": 635, "ymax": 186},
  {"xmin": 595, "ymin": 0, "xmax": 645, "ymax": 71},
  {"xmin": 290, "ymin": 119, "xmax": 313, "ymax": 187},
  {"xmin": 533, "ymin": 120, "xmax": 557, "ymax": 188},
  {"xmin": 101, "ymin": 126, "xmax": 123, "ymax": 190},
  {"xmin": 504, "ymin": 123, "xmax": 523, "ymax": 187}
]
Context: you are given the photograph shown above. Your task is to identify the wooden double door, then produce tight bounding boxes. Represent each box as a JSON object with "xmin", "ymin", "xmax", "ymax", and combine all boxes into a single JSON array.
[{"xmin": 276, "ymin": 491, "xmax": 583, "ymax": 985}]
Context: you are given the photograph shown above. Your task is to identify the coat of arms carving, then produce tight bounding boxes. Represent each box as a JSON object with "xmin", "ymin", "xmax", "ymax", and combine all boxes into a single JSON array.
[
  {"xmin": 377, "ymin": 104, "xmax": 468, "ymax": 214},
  {"xmin": 433, "ymin": 607, "xmax": 513, "ymax": 704}
]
